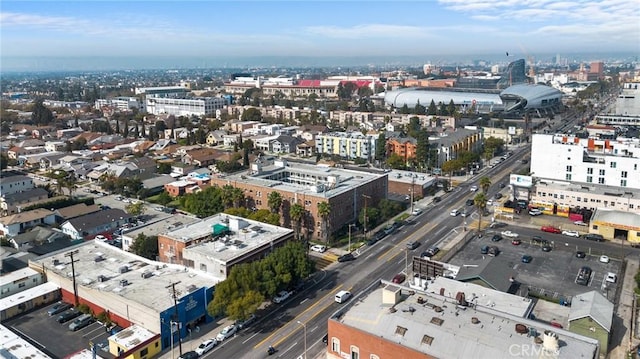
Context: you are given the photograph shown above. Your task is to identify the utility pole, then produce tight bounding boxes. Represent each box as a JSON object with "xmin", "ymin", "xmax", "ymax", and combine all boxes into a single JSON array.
[
  {"xmin": 348, "ymin": 223, "xmax": 356, "ymax": 253},
  {"xmin": 362, "ymin": 194, "xmax": 371, "ymax": 240},
  {"xmin": 64, "ymin": 250, "xmax": 80, "ymax": 306},
  {"xmin": 410, "ymin": 177, "xmax": 415, "ymax": 214},
  {"xmin": 166, "ymin": 281, "xmax": 183, "ymax": 356}
]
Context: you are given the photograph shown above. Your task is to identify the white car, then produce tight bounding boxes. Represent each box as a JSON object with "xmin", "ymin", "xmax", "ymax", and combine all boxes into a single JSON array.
[
  {"xmin": 470, "ymin": 185, "xmax": 478, "ymax": 192},
  {"xmin": 310, "ymin": 244, "xmax": 327, "ymax": 253},
  {"xmin": 195, "ymin": 339, "xmax": 217, "ymax": 355},
  {"xmin": 450, "ymin": 209, "xmax": 460, "ymax": 216},
  {"xmin": 273, "ymin": 290, "xmax": 292, "ymax": 304},
  {"xmin": 95, "ymin": 235, "xmax": 107, "ymax": 241},
  {"xmin": 501, "ymin": 231, "xmax": 519, "ymax": 238},
  {"xmin": 562, "ymin": 230, "xmax": 580, "ymax": 238},
  {"xmin": 412, "ymin": 208, "xmax": 422, "ymax": 216},
  {"xmin": 573, "ymin": 221, "xmax": 588, "ymax": 226},
  {"xmin": 599, "ymin": 255, "xmax": 610, "ymax": 263},
  {"xmin": 605, "ymin": 272, "xmax": 617, "ymax": 283},
  {"xmin": 528, "ymin": 209, "xmax": 543, "ymax": 216},
  {"xmin": 486, "ymin": 199, "xmax": 494, "ymax": 206},
  {"xmin": 216, "ymin": 324, "xmax": 237, "ymax": 342}
]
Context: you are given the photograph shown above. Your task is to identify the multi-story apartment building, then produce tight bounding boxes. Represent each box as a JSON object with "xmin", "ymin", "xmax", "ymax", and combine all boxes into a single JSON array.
[
  {"xmin": 134, "ymin": 86, "xmax": 188, "ymax": 98},
  {"xmin": 430, "ymin": 127, "xmax": 483, "ymax": 167},
  {"xmin": 386, "ymin": 137, "xmax": 417, "ymax": 163},
  {"xmin": 210, "ymin": 157, "xmax": 388, "ymax": 240},
  {"xmin": 315, "ymin": 131, "xmax": 378, "ymax": 161},
  {"xmin": 145, "ymin": 97, "xmax": 226, "ymax": 117},
  {"xmin": 0, "ymin": 173, "xmax": 34, "ymax": 197},
  {"xmin": 531, "ymin": 134, "xmax": 640, "ymax": 190},
  {"xmin": 95, "ymin": 97, "xmax": 144, "ymax": 112}
]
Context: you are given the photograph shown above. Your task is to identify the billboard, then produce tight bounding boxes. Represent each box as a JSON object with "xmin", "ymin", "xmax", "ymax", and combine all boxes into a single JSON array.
[
  {"xmin": 508, "ymin": 126, "xmax": 516, "ymax": 135},
  {"xmin": 510, "ymin": 174, "xmax": 533, "ymax": 188}
]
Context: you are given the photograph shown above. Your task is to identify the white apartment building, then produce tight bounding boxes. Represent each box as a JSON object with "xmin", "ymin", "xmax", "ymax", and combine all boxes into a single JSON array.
[
  {"xmin": 95, "ymin": 97, "xmax": 144, "ymax": 112},
  {"xmin": 531, "ymin": 134, "xmax": 640, "ymax": 190},
  {"xmin": 315, "ymin": 131, "xmax": 377, "ymax": 161},
  {"xmin": 595, "ymin": 81, "xmax": 640, "ymax": 126},
  {"xmin": 0, "ymin": 268, "xmax": 45, "ymax": 298},
  {"xmin": 145, "ymin": 97, "xmax": 226, "ymax": 117}
]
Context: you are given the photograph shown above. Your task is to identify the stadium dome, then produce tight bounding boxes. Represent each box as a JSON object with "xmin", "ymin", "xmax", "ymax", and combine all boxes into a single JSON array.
[{"xmin": 499, "ymin": 84, "xmax": 563, "ymax": 112}]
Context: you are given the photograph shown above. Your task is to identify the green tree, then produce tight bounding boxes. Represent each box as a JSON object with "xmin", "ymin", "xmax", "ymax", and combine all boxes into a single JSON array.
[
  {"xmin": 479, "ymin": 176, "xmax": 492, "ymax": 194},
  {"xmin": 317, "ymin": 201, "xmax": 331, "ymax": 242},
  {"xmin": 442, "ymin": 159, "xmax": 463, "ymax": 188},
  {"xmin": 386, "ymin": 153, "xmax": 406, "ymax": 170},
  {"xmin": 415, "ymin": 130, "xmax": 429, "ymax": 171},
  {"xmin": 155, "ymin": 191, "xmax": 172, "ymax": 206},
  {"xmin": 129, "ymin": 233, "xmax": 158, "ymax": 260},
  {"xmin": 157, "ymin": 162, "xmax": 172, "ymax": 174},
  {"xmin": 447, "ymin": 99, "xmax": 456, "ymax": 117},
  {"xmin": 399, "ymin": 104, "xmax": 411, "ymax": 114},
  {"xmin": 473, "ymin": 192, "xmax": 488, "ymax": 232},
  {"xmin": 31, "ymin": 99, "xmax": 54, "ymax": 126},
  {"xmin": 241, "ymin": 108, "xmax": 262, "ymax": 122},
  {"xmin": 123, "ymin": 119, "xmax": 129, "ymax": 137},
  {"xmin": 268, "ymin": 191, "xmax": 283, "ymax": 214},
  {"xmin": 427, "ymin": 100, "xmax": 437, "ymax": 115},
  {"xmin": 406, "ymin": 117, "xmax": 421, "ymax": 138},
  {"xmin": 375, "ymin": 133, "xmax": 387, "ymax": 163},
  {"xmin": 414, "ymin": 100, "xmax": 426, "ymax": 115},
  {"xmin": 0, "ymin": 153, "xmax": 8, "ymax": 170},
  {"xmin": 125, "ymin": 202, "xmax": 146, "ymax": 217},
  {"xmin": 290, "ymin": 203, "xmax": 306, "ymax": 240}
]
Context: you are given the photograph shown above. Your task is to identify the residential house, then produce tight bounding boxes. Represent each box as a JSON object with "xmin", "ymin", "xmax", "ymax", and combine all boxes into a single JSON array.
[
  {"xmin": 57, "ymin": 128, "xmax": 84, "ymax": 139},
  {"xmin": 296, "ymin": 125, "xmax": 328, "ymax": 142},
  {"xmin": 54, "ymin": 203, "xmax": 102, "ymax": 222},
  {"xmin": 568, "ymin": 291, "xmax": 614, "ymax": 353},
  {"xmin": 8, "ymin": 146, "xmax": 46, "ymax": 160},
  {"xmin": 170, "ymin": 162, "xmax": 195, "ymax": 177},
  {"xmin": 44, "ymin": 141, "xmax": 66, "ymax": 152},
  {"xmin": 205, "ymin": 130, "xmax": 227, "ymax": 146},
  {"xmin": 183, "ymin": 148, "xmax": 221, "ymax": 167},
  {"xmin": 222, "ymin": 134, "xmax": 241, "ymax": 147},
  {"xmin": 60, "ymin": 208, "xmax": 131, "ymax": 240},
  {"xmin": 0, "ymin": 268, "xmax": 46, "ymax": 298},
  {"xmin": 296, "ymin": 141, "xmax": 315, "ymax": 157},
  {"xmin": 7, "ymin": 226, "xmax": 68, "ymax": 251},
  {"xmin": 0, "ymin": 174, "xmax": 34, "ymax": 197},
  {"xmin": 141, "ymin": 175, "xmax": 175, "ymax": 196},
  {"xmin": 271, "ymin": 135, "xmax": 303, "ymax": 154},
  {"xmin": 1, "ymin": 187, "xmax": 49, "ymax": 216},
  {"xmin": 148, "ymin": 139, "xmax": 175, "ymax": 152},
  {"xmin": 0, "ymin": 209, "xmax": 56, "ymax": 237},
  {"xmin": 38, "ymin": 153, "xmax": 67, "ymax": 170}
]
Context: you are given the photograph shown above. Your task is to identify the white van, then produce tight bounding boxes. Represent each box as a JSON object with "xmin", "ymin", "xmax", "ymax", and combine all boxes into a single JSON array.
[{"xmin": 335, "ymin": 290, "xmax": 351, "ymax": 304}]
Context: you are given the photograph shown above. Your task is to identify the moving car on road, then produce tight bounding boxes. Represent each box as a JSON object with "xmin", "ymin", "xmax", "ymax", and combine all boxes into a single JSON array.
[
  {"xmin": 562, "ymin": 230, "xmax": 580, "ymax": 238},
  {"xmin": 337, "ymin": 253, "xmax": 355, "ymax": 262},
  {"xmin": 501, "ymin": 230, "xmax": 519, "ymax": 238},
  {"xmin": 273, "ymin": 291, "xmax": 292, "ymax": 304}
]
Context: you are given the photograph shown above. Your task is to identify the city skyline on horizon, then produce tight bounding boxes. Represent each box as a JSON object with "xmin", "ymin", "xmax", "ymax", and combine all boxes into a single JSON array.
[{"xmin": 1, "ymin": 0, "xmax": 639, "ymax": 72}]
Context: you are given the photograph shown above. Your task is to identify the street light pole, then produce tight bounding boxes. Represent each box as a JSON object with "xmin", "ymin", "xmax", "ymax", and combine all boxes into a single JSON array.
[
  {"xmin": 348, "ymin": 223, "xmax": 355, "ymax": 253},
  {"xmin": 297, "ymin": 321, "xmax": 307, "ymax": 359}
]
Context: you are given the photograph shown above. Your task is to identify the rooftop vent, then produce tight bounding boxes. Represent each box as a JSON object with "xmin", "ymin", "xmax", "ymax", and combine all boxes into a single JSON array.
[
  {"xmin": 430, "ymin": 317, "xmax": 444, "ymax": 326},
  {"xmin": 94, "ymin": 255, "xmax": 105, "ymax": 263},
  {"xmin": 97, "ymin": 275, "xmax": 107, "ymax": 282},
  {"xmin": 119, "ymin": 279, "xmax": 129, "ymax": 287},
  {"xmin": 421, "ymin": 335, "xmax": 434, "ymax": 346},
  {"xmin": 53, "ymin": 259, "xmax": 60, "ymax": 265},
  {"xmin": 395, "ymin": 326, "xmax": 407, "ymax": 336},
  {"xmin": 141, "ymin": 271, "xmax": 153, "ymax": 279},
  {"xmin": 119, "ymin": 266, "xmax": 129, "ymax": 273}
]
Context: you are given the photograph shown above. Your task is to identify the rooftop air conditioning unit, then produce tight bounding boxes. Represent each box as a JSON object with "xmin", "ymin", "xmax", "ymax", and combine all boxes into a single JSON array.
[
  {"xmin": 119, "ymin": 266, "xmax": 129, "ymax": 273},
  {"xmin": 141, "ymin": 271, "xmax": 153, "ymax": 279},
  {"xmin": 53, "ymin": 259, "xmax": 60, "ymax": 265},
  {"xmin": 119, "ymin": 279, "xmax": 128, "ymax": 287},
  {"xmin": 98, "ymin": 275, "xmax": 107, "ymax": 282}
]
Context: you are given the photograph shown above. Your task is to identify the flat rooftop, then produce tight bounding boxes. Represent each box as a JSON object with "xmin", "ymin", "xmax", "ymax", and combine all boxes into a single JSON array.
[
  {"xmin": 0, "ymin": 324, "xmax": 52, "ymax": 359},
  {"xmin": 30, "ymin": 241, "xmax": 220, "ymax": 313},
  {"xmin": 109, "ymin": 324, "xmax": 156, "ymax": 350},
  {"xmin": 334, "ymin": 281, "xmax": 599, "ymax": 358},
  {"xmin": 123, "ymin": 213, "xmax": 200, "ymax": 240},
  {"xmin": 0, "ymin": 282, "xmax": 60, "ymax": 312},
  {"xmin": 535, "ymin": 178, "xmax": 640, "ymax": 199},
  {"xmin": 387, "ymin": 170, "xmax": 436, "ymax": 187},
  {"xmin": 216, "ymin": 159, "xmax": 387, "ymax": 198},
  {"xmin": 1, "ymin": 266, "xmax": 40, "ymax": 283},
  {"xmin": 181, "ymin": 214, "xmax": 293, "ymax": 263}
]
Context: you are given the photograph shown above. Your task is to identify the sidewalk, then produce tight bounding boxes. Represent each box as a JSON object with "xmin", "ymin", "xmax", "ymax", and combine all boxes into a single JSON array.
[{"xmin": 608, "ymin": 257, "xmax": 639, "ymax": 359}]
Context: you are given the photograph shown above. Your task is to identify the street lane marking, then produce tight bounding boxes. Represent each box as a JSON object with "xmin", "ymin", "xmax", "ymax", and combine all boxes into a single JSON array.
[
  {"xmin": 253, "ymin": 285, "xmax": 343, "ymax": 349},
  {"xmin": 242, "ymin": 332, "xmax": 259, "ymax": 344},
  {"xmin": 278, "ymin": 342, "xmax": 297, "ymax": 358},
  {"xmin": 300, "ymin": 298, "xmax": 309, "ymax": 304}
]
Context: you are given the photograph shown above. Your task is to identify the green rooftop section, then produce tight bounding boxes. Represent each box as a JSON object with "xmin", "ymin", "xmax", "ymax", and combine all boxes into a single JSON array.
[{"xmin": 212, "ymin": 223, "xmax": 229, "ymax": 235}]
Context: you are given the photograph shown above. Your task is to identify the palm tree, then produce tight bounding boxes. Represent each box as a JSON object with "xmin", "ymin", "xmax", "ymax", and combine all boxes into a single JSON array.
[
  {"xmin": 317, "ymin": 201, "xmax": 331, "ymax": 242},
  {"xmin": 473, "ymin": 193, "xmax": 488, "ymax": 233},
  {"xmin": 221, "ymin": 185, "xmax": 236, "ymax": 209},
  {"xmin": 479, "ymin": 176, "xmax": 492, "ymax": 194},
  {"xmin": 230, "ymin": 187, "xmax": 245, "ymax": 208},
  {"xmin": 290, "ymin": 203, "xmax": 305, "ymax": 240},
  {"xmin": 268, "ymin": 191, "xmax": 283, "ymax": 214},
  {"xmin": 62, "ymin": 175, "xmax": 77, "ymax": 197}
]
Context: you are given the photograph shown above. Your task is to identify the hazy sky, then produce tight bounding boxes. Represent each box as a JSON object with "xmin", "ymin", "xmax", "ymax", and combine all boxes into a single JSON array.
[{"xmin": 1, "ymin": 0, "xmax": 639, "ymax": 69}]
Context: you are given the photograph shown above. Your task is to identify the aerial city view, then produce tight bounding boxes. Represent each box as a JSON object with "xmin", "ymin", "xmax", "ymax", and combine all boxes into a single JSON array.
[{"xmin": 1, "ymin": 1, "xmax": 640, "ymax": 358}]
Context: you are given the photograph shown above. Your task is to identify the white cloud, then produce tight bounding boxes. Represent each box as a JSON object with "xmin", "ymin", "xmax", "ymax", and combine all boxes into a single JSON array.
[{"xmin": 304, "ymin": 24, "xmax": 435, "ymax": 39}]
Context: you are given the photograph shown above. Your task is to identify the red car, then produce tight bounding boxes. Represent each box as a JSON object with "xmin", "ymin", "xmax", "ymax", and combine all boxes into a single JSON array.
[
  {"xmin": 541, "ymin": 226, "xmax": 562, "ymax": 234},
  {"xmin": 392, "ymin": 273, "xmax": 406, "ymax": 284}
]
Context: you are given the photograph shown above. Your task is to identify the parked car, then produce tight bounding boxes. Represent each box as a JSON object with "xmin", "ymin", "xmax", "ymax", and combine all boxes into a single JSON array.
[
  {"xmin": 487, "ymin": 246, "xmax": 499, "ymax": 257},
  {"xmin": 422, "ymin": 247, "xmax": 440, "ymax": 258},
  {"xmin": 56, "ymin": 309, "xmax": 81, "ymax": 323},
  {"xmin": 48, "ymin": 302, "xmax": 72, "ymax": 316},
  {"xmin": 337, "ymin": 253, "xmax": 355, "ymax": 262},
  {"xmin": 236, "ymin": 314, "xmax": 256, "ymax": 329},
  {"xmin": 491, "ymin": 234, "xmax": 502, "ymax": 242},
  {"xmin": 216, "ymin": 324, "xmax": 238, "ymax": 342},
  {"xmin": 195, "ymin": 339, "xmax": 217, "ymax": 355},
  {"xmin": 322, "ymin": 334, "xmax": 328, "ymax": 344},
  {"xmin": 540, "ymin": 226, "xmax": 562, "ymax": 234},
  {"xmin": 511, "ymin": 239, "xmax": 521, "ymax": 245},
  {"xmin": 576, "ymin": 251, "xmax": 586, "ymax": 258},
  {"xmin": 273, "ymin": 290, "xmax": 292, "ymax": 304},
  {"xmin": 562, "ymin": 230, "xmax": 580, "ymax": 238},
  {"xmin": 465, "ymin": 199, "xmax": 474, "ymax": 206},
  {"xmin": 521, "ymin": 255, "xmax": 533, "ymax": 263},
  {"xmin": 501, "ymin": 230, "xmax": 519, "ymax": 238},
  {"xmin": 584, "ymin": 233, "xmax": 605, "ymax": 242},
  {"xmin": 178, "ymin": 351, "xmax": 199, "ymax": 359},
  {"xmin": 576, "ymin": 266, "xmax": 592, "ymax": 286},
  {"xmin": 494, "ymin": 193, "xmax": 503, "ymax": 199},
  {"xmin": 432, "ymin": 196, "xmax": 441, "ymax": 203},
  {"xmin": 481, "ymin": 245, "xmax": 489, "ymax": 254},
  {"xmin": 68, "ymin": 314, "xmax": 94, "ymax": 331},
  {"xmin": 573, "ymin": 221, "xmax": 588, "ymax": 226},
  {"xmin": 605, "ymin": 272, "xmax": 617, "ymax": 283},
  {"xmin": 412, "ymin": 208, "xmax": 423, "ymax": 216},
  {"xmin": 528, "ymin": 209, "xmax": 543, "ymax": 216},
  {"xmin": 310, "ymin": 244, "xmax": 327, "ymax": 253},
  {"xmin": 392, "ymin": 273, "xmax": 406, "ymax": 284},
  {"xmin": 599, "ymin": 255, "xmax": 610, "ymax": 263},
  {"xmin": 499, "ymin": 183, "xmax": 506, "ymax": 188},
  {"xmin": 541, "ymin": 245, "xmax": 552, "ymax": 252}
]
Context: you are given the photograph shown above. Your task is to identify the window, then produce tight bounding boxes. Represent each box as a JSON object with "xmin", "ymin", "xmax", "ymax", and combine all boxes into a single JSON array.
[
  {"xmin": 587, "ymin": 168, "xmax": 593, "ymax": 174},
  {"xmin": 621, "ymin": 179, "xmax": 627, "ymax": 187},
  {"xmin": 331, "ymin": 338, "xmax": 340, "ymax": 353},
  {"xmin": 610, "ymin": 162, "xmax": 617, "ymax": 168},
  {"xmin": 140, "ymin": 348, "xmax": 148, "ymax": 356},
  {"xmin": 622, "ymin": 171, "xmax": 628, "ymax": 178},
  {"xmin": 422, "ymin": 335, "xmax": 435, "ymax": 346},
  {"xmin": 586, "ymin": 176, "xmax": 593, "ymax": 183},
  {"xmin": 599, "ymin": 169, "xmax": 605, "ymax": 176},
  {"xmin": 18, "ymin": 282, "xmax": 26, "ymax": 288},
  {"xmin": 351, "ymin": 346, "xmax": 360, "ymax": 359},
  {"xmin": 565, "ymin": 174, "xmax": 572, "ymax": 180},
  {"xmin": 566, "ymin": 165, "xmax": 572, "ymax": 172},
  {"xmin": 370, "ymin": 355, "xmax": 380, "ymax": 359},
  {"xmin": 598, "ymin": 177, "xmax": 605, "ymax": 184}
]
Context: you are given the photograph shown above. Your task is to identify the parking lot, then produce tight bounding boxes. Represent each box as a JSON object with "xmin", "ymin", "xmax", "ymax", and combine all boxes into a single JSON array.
[
  {"xmin": 449, "ymin": 227, "xmax": 622, "ymax": 302},
  {"xmin": 5, "ymin": 302, "xmax": 112, "ymax": 358}
]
